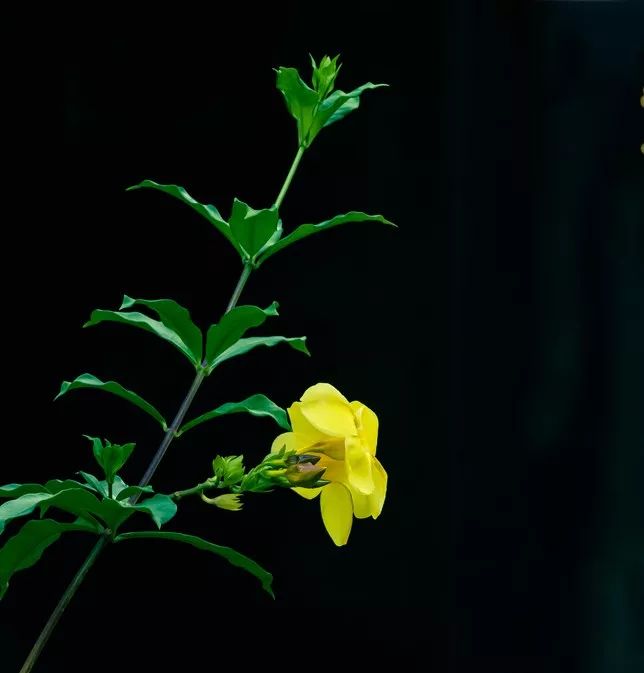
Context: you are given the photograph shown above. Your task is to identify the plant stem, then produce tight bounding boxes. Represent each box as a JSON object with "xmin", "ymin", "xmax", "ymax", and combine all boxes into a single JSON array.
[
  {"xmin": 274, "ymin": 145, "xmax": 305, "ymax": 209},
  {"xmin": 173, "ymin": 479, "xmax": 215, "ymax": 500},
  {"xmin": 226, "ymin": 261, "xmax": 252, "ymax": 313},
  {"xmin": 19, "ymin": 536, "xmax": 108, "ymax": 673},
  {"xmin": 134, "ymin": 369, "xmax": 206, "ymax": 494},
  {"xmin": 23, "ymin": 144, "xmax": 305, "ymax": 671}
]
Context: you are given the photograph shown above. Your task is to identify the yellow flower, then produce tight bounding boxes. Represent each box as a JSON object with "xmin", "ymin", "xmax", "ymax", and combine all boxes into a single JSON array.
[{"xmin": 271, "ymin": 383, "xmax": 387, "ymax": 546}]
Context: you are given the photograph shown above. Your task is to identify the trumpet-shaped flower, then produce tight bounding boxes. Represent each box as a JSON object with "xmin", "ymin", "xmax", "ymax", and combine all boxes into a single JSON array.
[{"xmin": 271, "ymin": 383, "xmax": 387, "ymax": 546}]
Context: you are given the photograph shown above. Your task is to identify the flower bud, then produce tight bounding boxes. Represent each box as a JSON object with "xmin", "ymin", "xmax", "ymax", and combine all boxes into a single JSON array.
[
  {"xmin": 201, "ymin": 492, "xmax": 243, "ymax": 511},
  {"xmin": 311, "ymin": 54, "xmax": 341, "ymax": 100}
]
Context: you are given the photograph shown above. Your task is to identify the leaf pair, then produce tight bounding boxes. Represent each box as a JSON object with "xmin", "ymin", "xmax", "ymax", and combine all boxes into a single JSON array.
[
  {"xmin": 0, "ymin": 478, "xmax": 272, "ymax": 598},
  {"xmin": 0, "ymin": 476, "xmax": 176, "ymax": 538},
  {"xmin": 275, "ymin": 59, "xmax": 386, "ymax": 148},
  {"xmin": 84, "ymin": 296, "xmax": 308, "ymax": 372},
  {"xmin": 58, "ymin": 373, "xmax": 290, "ymax": 437},
  {"xmin": 127, "ymin": 181, "xmax": 394, "ymax": 267}
]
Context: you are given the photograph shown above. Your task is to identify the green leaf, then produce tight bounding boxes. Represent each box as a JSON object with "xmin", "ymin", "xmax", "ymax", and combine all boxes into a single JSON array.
[
  {"xmin": 205, "ymin": 302, "xmax": 279, "ymax": 366},
  {"xmin": 84, "ymin": 304, "xmax": 199, "ymax": 367},
  {"xmin": 311, "ymin": 82, "xmax": 387, "ymax": 136},
  {"xmin": 119, "ymin": 296, "xmax": 203, "ymax": 365},
  {"xmin": 0, "ymin": 519, "xmax": 99, "ymax": 600},
  {"xmin": 114, "ymin": 484, "xmax": 154, "ymax": 501},
  {"xmin": 44, "ymin": 479, "xmax": 92, "ymax": 494},
  {"xmin": 275, "ymin": 67, "xmax": 319, "ymax": 147},
  {"xmin": 0, "ymin": 488, "xmax": 104, "ymax": 536},
  {"xmin": 208, "ymin": 336, "xmax": 309, "ymax": 373},
  {"xmin": 0, "ymin": 484, "xmax": 46, "ymax": 499},
  {"xmin": 88, "ymin": 492, "xmax": 176, "ymax": 531},
  {"xmin": 257, "ymin": 211, "xmax": 395, "ymax": 265},
  {"xmin": 114, "ymin": 531, "xmax": 274, "ymax": 597},
  {"xmin": 85, "ymin": 437, "xmax": 135, "ymax": 486},
  {"xmin": 128, "ymin": 494, "xmax": 177, "ymax": 528},
  {"xmin": 228, "ymin": 199, "xmax": 280, "ymax": 259},
  {"xmin": 179, "ymin": 394, "xmax": 290, "ymax": 436},
  {"xmin": 56, "ymin": 373, "xmax": 168, "ymax": 430},
  {"xmin": 77, "ymin": 471, "xmax": 108, "ymax": 496},
  {"xmin": 77, "ymin": 473, "xmax": 131, "ymax": 499},
  {"xmin": 127, "ymin": 180, "xmax": 243, "ymax": 258},
  {"xmin": 276, "ymin": 64, "xmax": 387, "ymax": 147}
]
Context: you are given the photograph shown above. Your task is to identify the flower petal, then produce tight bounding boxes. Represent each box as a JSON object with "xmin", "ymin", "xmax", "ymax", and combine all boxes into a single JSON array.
[
  {"xmin": 301, "ymin": 383, "xmax": 349, "ymax": 405},
  {"xmin": 345, "ymin": 437, "xmax": 374, "ymax": 494},
  {"xmin": 288, "ymin": 402, "xmax": 328, "ymax": 443},
  {"xmin": 301, "ymin": 400, "xmax": 356, "ymax": 437},
  {"xmin": 320, "ymin": 482, "xmax": 353, "ymax": 546},
  {"xmin": 368, "ymin": 458, "xmax": 387, "ymax": 519},
  {"xmin": 350, "ymin": 488, "xmax": 372, "ymax": 519},
  {"xmin": 360, "ymin": 405, "xmax": 379, "ymax": 455},
  {"xmin": 292, "ymin": 486, "xmax": 322, "ymax": 500},
  {"xmin": 271, "ymin": 432, "xmax": 310, "ymax": 454}
]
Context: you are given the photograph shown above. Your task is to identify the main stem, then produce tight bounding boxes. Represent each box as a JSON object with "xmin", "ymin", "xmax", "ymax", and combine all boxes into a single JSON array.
[
  {"xmin": 21, "ymin": 145, "xmax": 305, "ymax": 673},
  {"xmin": 19, "ymin": 537, "xmax": 108, "ymax": 673}
]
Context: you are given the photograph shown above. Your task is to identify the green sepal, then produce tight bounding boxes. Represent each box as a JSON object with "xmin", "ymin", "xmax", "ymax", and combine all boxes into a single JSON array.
[
  {"xmin": 114, "ymin": 531, "xmax": 274, "ymax": 598},
  {"xmin": 56, "ymin": 374, "xmax": 168, "ymax": 430},
  {"xmin": 212, "ymin": 455, "xmax": 245, "ymax": 487},
  {"xmin": 178, "ymin": 393, "xmax": 290, "ymax": 436}
]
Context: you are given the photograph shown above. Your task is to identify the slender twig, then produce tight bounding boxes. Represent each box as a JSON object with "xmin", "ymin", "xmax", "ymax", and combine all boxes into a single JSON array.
[
  {"xmin": 21, "ymin": 146, "xmax": 306, "ymax": 672},
  {"xmin": 172, "ymin": 479, "xmax": 217, "ymax": 501},
  {"xmin": 19, "ymin": 536, "xmax": 108, "ymax": 673},
  {"xmin": 275, "ymin": 145, "xmax": 305, "ymax": 209}
]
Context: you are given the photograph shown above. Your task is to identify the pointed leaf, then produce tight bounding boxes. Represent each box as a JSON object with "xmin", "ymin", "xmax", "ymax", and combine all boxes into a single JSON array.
[
  {"xmin": 127, "ymin": 494, "xmax": 177, "ymax": 528},
  {"xmin": 127, "ymin": 180, "xmax": 243, "ymax": 258},
  {"xmin": 45, "ymin": 479, "xmax": 94, "ymax": 494},
  {"xmin": 275, "ymin": 67, "xmax": 318, "ymax": 147},
  {"xmin": 0, "ymin": 484, "xmax": 46, "ymax": 499},
  {"xmin": 77, "ymin": 471, "xmax": 108, "ymax": 497},
  {"xmin": 179, "ymin": 394, "xmax": 290, "ymax": 436},
  {"xmin": 228, "ymin": 199, "xmax": 280, "ymax": 258},
  {"xmin": 114, "ymin": 530, "xmax": 274, "ymax": 597},
  {"xmin": 209, "ymin": 336, "xmax": 310, "ymax": 372},
  {"xmin": 119, "ymin": 297, "xmax": 203, "ymax": 365},
  {"xmin": 257, "ymin": 211, "xmax": 395, "ymax": 265},
  {"xmin": 89, "ymin": 499, "xmax": 134, "ymax": 532},
  {"xmin": 0, "ymin": 518, "xmax": 99, "ymax": 599},
  {"xmin": 0, "ymin": 488, "xmax": 104, "ymax": 536},
  {"xmin": 77, "ymin": 473, "xmax": 130, "ymax": 499},
  {"xmin": 56, "ymin": 374, "xmax": 168, "ymax": 430},
  {"xmin": 115, "ymin": 485, "xmax": 154, "ymax": 502},
  {"xmin": 85, "ymin": 437, "xmax": 135, "ymax": 485},
  {"xmin": 205, "ymin": 302, "xmax": 279, "ymax": 365},
  {"xmin": 314, "ymin": 83, "xmax": 388, "ymax": 133},
  {"xmin": 84, "ymin": 308, "xmax": 198, "ymax": 366}
]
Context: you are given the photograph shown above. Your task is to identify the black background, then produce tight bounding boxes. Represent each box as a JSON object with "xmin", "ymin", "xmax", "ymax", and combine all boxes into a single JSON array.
[{"xmin": 2, "ymin": 3, "xmax": 643, "ymax": 672}]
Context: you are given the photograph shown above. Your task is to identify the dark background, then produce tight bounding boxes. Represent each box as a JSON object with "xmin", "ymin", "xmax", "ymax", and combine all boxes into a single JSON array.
[{"xmin": 2, "ymin": 3, "xmax": 643, "ymax": 672}]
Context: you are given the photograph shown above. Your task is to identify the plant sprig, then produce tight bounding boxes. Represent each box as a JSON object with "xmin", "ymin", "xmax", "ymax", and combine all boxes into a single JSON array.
[{"xmin": 2, "ymin": 54, "xmax": 393, "ymax": 673}]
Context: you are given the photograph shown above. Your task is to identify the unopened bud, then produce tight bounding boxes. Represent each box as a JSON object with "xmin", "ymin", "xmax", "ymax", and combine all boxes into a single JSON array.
[{"xmin": 201, "ymin": 492, "xmax": 243, "ymax": 511}]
